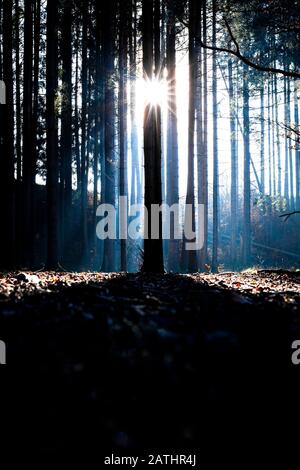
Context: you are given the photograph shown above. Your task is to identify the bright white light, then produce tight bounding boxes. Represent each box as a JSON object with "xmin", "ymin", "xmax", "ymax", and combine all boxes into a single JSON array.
[{"xmin": 139, "ymin": 77, "xmax": 167, "ymax": 107}]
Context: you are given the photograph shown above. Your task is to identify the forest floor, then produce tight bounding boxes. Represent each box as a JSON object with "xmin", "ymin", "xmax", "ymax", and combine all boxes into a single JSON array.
[{"xmin": 0, "ymin": 270, "xmax": 299, "ymax": 463}]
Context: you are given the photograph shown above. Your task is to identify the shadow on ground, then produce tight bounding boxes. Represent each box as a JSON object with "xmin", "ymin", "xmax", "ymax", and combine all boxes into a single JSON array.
[{"xmin": 0, "ymin": 272, "xmax": 297, "ymax": 464}]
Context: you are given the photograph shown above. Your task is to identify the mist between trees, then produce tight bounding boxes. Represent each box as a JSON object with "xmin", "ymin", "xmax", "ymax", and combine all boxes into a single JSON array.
[{"xmin": 0, "ymin": 0, "xmax": 300, "ymax": 273}]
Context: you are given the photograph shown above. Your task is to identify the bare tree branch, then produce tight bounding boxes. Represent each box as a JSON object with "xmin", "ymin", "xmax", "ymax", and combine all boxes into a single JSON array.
[
  {"xmin": 176, "ymin": 14, "xmax": 300, "ymax": 79},
  {"xmin": 224, "ymin": 18, "xmax": 240, "ymax": 54},
  {"xmin": 279, "ymin": 211, "xmax": 300, "ymax": 221}
]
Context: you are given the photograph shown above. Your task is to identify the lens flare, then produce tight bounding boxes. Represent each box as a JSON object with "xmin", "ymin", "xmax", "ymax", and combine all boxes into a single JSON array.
[{"xmin": 142, "ymin": 77, "xmax": 167, "ymax": 107}]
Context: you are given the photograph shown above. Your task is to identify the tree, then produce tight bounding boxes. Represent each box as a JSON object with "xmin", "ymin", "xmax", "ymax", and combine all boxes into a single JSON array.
[
  {"xmin": 46, "ymin": 0, "xmax": 59, "ymax": 270},
  {"xmin": 166, "ymin": 1, "xmax": 179, "ymax": 271},
  {"xmin": 119, "ymin": 0, "xmax": 129, "ymax": 271},
  {"xmin": 80, "ymin": 2, "xmax": 89, "ymax": 266},
  {"xmin": 102, "ymin": 0, "xmax": 117, "ymax": 272},
  {"xmin": 142, "ymin": 0, "xmax": 164, "ymax": 273},
  {"xmin": 197, "ymin": 0, "xmax": 208, "ymax": 271},
  {"xmin": 0, "ymin": 0, "xmax": 15, "ymax": 269},
  {"xmin": 61, "ymin": 0, "xmax": 73, "ymax": 262},
  {"xmin": 129, "ymin": 0, "xmax": 140, "ymax": 209},
  {"xmin": 228, "ymin": 58, "xmax": 238, "ymax": 270},
  {"xmin": 211, "ymin": 0, "xmax": 219, "ymax": 272},
  {"xmin": 242, "ymin": 64, "xmax": 251, "ymax": 266},
  {"xmin": 182, "ymin": 0, "xmax": 197, "ymax": 272},
  {"xmin": 22, "ymin": 0, "xmax": 34, "ymax": 267}
]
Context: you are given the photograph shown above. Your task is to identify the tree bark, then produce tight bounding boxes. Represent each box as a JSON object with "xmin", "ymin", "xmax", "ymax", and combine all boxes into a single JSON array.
[
  {"xmin": 23, "ymin": 0, "xmax": 34, "ymax": 267},
  {"xmin": 46, "ymin": 0, "xmax": 59, "ymax": 270},
  {"xmin": 166, "ymin": 3, "xmax": 179, "ymax": 272},
  {"xmin": 228, "ymin": 58, "xmax": 238, "ymax": 270},
  {"xmin": 142, "ymin": 0, "xmax": 164, "ymax": 273},
  {"xmin": 242, "ymin": 64, "xmax": 251, "ymax": 267},
  {"xmin": 61, "ymin": 0, "xmax": 73, "ymax": 262},
  {"xmin": 0, "ymin": 0, "xmax": 15, "ymax": 269},
  {"xmin": 211, "ymin": 0, "xmax": 219, "ymax": 272},
  {"xmin": 119, "ymin": 0, "xmax": 128, "ymax": 271},
  {"xmin": 102, "ymin": 0, "xmax": 117, "ymax": 272}
]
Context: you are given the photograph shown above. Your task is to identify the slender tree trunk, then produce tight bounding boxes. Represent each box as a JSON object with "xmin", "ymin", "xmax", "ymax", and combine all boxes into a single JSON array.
[
  {"xmin": 284, "ymin": 75, "xmax": 289, "ymax": 204},
  {"xmin": 260, "ymin": 83, "xmax": 265, "ymax": 195},
  {"xmin": 182, "ymin": 0, "xmax": 197, "ymax": 272},
  {"xmin": 142, "ymin": 0, "xmax": 164, "ymax": 273},
  {"xmin": 31, "ymin": 0, "xmax": 41, "ymax": 266},
  {"xmin": 274, "ymin": 73, "xmax": 281, "ymax": 198},
  {"xmin": 196, "ymin": 1, "xmax": 203, "ymax": 271},
  {"xmin": 287, "ymin": 77, "xmax": 294, "ymax": 210},
  {"xmin": 211, "ymin": 0, "xmax": 219, "ymax": 272},
  {"xmin": 80, "ymin": 4, "xmax": 89, "ymax": 266},
  {"xmin": 271, "ymin": 75, "xmax": 276, "ymax": 197},
  {"xmin": 102, "ymin": 0, "xmax": 117, "ymax": 272},
  {"xmin": 15, "ymin": 0, "xmax": 21, "ymax": 182},
  {"xmin": 46, "ymin": 0, "xmax": 59, "ymax": 269},
  {"xmin": 294, "ymin": 80, "xmax": 300, "ymax": 210},
  {"xmin": 119, "ymin": 0, "xmax": 128, "ymax": 271},
  {"xmin": 166, "ymin": 2, "xmax": 179, "ymax": 271},
  {"xmin": 74, "ymin": 35, "xmax": 81, "ymax": 192},
  {"xmin": 129, "ymin": 0, "xmax": 140, "ymax": 208},
  {"xmin": 228, "ymin": 59, "xmax": 238, "ymax": 270},
  {"xmin": 93, "ymin": 0, "xmax": 102, "ymax": 269},
  {"xmin": 201, "ymin": 0, "xmax": 208, "ymax": 270},
  {"xmin": 23, "ymin": 0, "xmax": 34, "ymax": 267},
  {"xmin": 0, "ymin": 0, "xmax": 15, "ymax": 269},
  {"xmin": 242, "ymin": 65, "xmax": 251, "ymax": 267},
  {"xmin": 267, "ymin": 78, "xmax": 272, "ymax": 199},
  {"xmin": 15, "ymin": 0, "xmax": 22, "ymax": 266},
  {"xmin": 61, "ymin": 0, "xmax": 73, "ymax": 262},
  {"xmin": 85, "ymin": 44, "xmax": 94, "ymax": 268}
]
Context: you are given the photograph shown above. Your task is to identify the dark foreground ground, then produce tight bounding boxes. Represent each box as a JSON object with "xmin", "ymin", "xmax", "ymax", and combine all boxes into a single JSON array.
[{"xmin": 0, "ymin": 270, "xmax": 299, "ymax": 465}]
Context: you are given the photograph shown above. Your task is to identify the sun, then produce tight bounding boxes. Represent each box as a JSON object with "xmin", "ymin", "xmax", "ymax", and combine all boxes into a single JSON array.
[{"xmin": 138, "ymin": 77, "xmax": 168, "ymax": 108}]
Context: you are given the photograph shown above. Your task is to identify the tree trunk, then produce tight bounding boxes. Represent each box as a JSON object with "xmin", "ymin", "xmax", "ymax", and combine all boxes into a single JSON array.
[
  {"xmin": 80, "ymin": 4, "xmax": 89, "ymax": 267},
  {"xmin": 284, "ymin": 75, "xmax": 289, "ymax": 204},
  {"xmin": 267, "ymin": 78, "xmax": 272, "ymax": 198},
  {"xmin": 287, "ymin": 77, "xmax": 294, "ymax": 210},
  {"xmin": 0, "ymin": 0, "xmax": 15, "ymax": 269},
  {"xmin": 201, "ymin": 0, "xmax": 208, "ymax": 270},
  {"xmin": 274, "ymin": 73, "xmax": 281, "ymax": 198},
  {"xmin": 294, "ymin": 80, "xmax": 300, "ymax": 210},
  {"xmin": 166, "ymin": 2, "xmax": 179, "ymax": 272},
  {"xmin": 260, "ymin": 82, "xmax": 265, "ymax": 195},
  {"xmin": 142, "ymin": 0, "xmax": 164, "ymax": 273},
  {"xmin": 102, "ymin": 0, "xmax": 117, "ymax": 272},
  {"xmin": 22, "ymin": 0, "xmax": 34, "ymax": 267},
  {"xmin": 242, "ymin": 65, "xmax": 251, "ymax": 267},
  {"xmin": 129, "ymin": 0, "xmax": 140, "ymax": 208},
  {"xmin": 61, "ymin": 0, "xmax": 73, "ymax": 263},
  {"xmin": 119, "ymin": 0, "xmax": 128, "ymax": 271},
  {"xmin": 74, "ymin": 23, "xmax": 81, "ymax": 194},
  {"xmin": 228, "ymin": 58, "xmax": 238, "ymax": 270},
  {"xmin": 211, "ymin": 0, "xmax": 219, "ymax": 272},
  {"xmin": 46, "ymin": 0, "xmax": 59, "ymax": 270}
]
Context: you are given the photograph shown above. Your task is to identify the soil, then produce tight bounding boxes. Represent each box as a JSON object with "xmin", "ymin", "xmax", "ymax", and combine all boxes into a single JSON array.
[{"xmin": 0, "ymin": 270, "xmax": 298, "ymax": 465}]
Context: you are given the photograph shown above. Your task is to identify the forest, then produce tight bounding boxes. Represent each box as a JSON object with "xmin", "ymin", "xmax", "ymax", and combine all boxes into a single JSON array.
[
  {"xmin": 0, "ymin": 0, "xmax": 300, "ymax": 463},
  {"xmin": 1, "ymin": 0, "xmax": 300, "ymax": 273}
]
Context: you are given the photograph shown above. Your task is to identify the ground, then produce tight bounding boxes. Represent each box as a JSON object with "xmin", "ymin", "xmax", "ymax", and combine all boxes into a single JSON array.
[{"xmin": 0, "ymin": 270, "xmax": 298, "ymax": 463}]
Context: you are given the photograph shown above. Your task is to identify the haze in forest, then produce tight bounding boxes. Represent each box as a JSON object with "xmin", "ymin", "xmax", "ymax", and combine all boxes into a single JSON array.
[{"xmin": 1, "ymin": 0, "xmax": 300, "ymax": 273}]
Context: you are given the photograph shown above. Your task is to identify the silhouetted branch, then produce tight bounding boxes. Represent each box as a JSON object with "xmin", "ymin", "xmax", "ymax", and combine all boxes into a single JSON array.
[
  {"xmin": 280, "ymin": 211, "xmax": 300, "ymax": 221},
  {"xmin": 224, "ymin": 18, "xmax": 240, "ymax": 54},
  {"xmin": 176, "ymin": 14, "xmax": 300, "ymax": 79}
]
